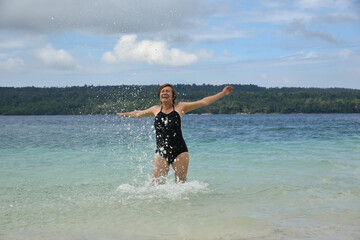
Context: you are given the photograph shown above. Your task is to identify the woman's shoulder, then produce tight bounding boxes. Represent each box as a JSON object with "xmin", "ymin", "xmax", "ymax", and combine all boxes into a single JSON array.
[
  {"xmin": 174, "ymin": 102, "xmax": 184, "ymax": 109},
  {"xmin": 175, "ymin": 102, "xmax": 186, "ymax": 107},
  {"xmin": 149, "ymin": 105, "xmax": 161, "ymax": 115},
  {"xmin": 175, "ymin": 101, "xmax": 193, "ymax": 110}
]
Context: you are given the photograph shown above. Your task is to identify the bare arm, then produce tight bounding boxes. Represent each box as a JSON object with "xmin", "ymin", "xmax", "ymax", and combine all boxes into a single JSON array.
[
  {"xmin": 117, "ymin": 106, "xmax": 157, "ymax": 118},
  {"xmin": 180, "ymin": 86, "xmax": 233, "ymax": 114}
]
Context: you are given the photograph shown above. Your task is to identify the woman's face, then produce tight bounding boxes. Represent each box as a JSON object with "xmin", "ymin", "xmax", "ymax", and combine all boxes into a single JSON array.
[{"xmin": 160, "ymin": 86, "xmax": 173, "ymax": 104}]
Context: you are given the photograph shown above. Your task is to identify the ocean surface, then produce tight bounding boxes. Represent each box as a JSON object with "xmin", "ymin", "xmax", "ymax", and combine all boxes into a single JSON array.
[{"xmin": 1, "ymin": 114, "xmax": 359, "ymax": 240}]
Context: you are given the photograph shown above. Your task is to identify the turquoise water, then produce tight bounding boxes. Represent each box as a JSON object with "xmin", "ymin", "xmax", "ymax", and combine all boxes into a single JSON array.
[{"xmin": 1, "ymin": 114, "xmax": 360, "ymax": 239}]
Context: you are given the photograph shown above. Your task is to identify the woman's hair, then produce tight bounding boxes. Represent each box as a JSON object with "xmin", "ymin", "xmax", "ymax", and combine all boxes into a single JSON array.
[{"xmin": 157, "ymin": 83, "xmax": 177, "ymax": 104}]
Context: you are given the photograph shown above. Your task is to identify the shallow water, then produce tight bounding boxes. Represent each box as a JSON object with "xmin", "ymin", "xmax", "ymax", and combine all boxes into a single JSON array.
[{"xmin": 1, "ymin": 114, "xmax": 360, "ymax": 239}]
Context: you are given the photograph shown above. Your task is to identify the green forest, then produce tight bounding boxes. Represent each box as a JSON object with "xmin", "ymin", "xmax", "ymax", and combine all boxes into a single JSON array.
[{"xmin": 1, "ymin": 84, "xmax": 360, "ymax": 115}]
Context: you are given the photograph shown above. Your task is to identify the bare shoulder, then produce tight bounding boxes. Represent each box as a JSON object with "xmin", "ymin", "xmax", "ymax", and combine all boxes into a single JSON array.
[{"xmin": 149, "ymin": 105, "xmax": 161, "ymax": 116}]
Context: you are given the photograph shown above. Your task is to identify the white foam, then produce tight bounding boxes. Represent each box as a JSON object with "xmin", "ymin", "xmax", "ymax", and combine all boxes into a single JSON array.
[{"xmin": 116, "ymin": 179, "xmax": 209, "ymax": 202}]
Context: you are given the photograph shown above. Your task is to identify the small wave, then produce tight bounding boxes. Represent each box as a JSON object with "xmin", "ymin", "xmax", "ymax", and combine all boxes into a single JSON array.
[
  {"xmin": 115, "ymin": 179, "xmax": 209, "ymax": 202},
  {"xmin": 264, "ymin": 127, "xmax": 295, "ymax": 131}
]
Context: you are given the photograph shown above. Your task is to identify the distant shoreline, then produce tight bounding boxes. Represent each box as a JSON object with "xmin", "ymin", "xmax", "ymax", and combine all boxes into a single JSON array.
[
  {"xmin": 1, "ymin": 112, "xmax": 360, "ymax": 116},
  {"xmin": 1, "ymin": 84, "xmax": 359, "ymax": 115}
]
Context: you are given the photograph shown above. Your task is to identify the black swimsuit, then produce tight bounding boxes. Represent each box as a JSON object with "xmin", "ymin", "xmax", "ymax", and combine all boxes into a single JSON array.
[{"xmin": 154, "ymin": 105, "xmax": 188, "ymax": 164}]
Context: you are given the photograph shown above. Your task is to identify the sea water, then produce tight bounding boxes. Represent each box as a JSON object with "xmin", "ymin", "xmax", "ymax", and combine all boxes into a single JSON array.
[{"xmin": 0, "ymin": 114, "xmax": 359, "ymax": 240}]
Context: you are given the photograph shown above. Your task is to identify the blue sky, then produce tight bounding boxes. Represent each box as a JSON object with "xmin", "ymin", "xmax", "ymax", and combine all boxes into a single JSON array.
[{"xmin": 0, "ymin": 0, "xmax": 359, "ymax": 88}]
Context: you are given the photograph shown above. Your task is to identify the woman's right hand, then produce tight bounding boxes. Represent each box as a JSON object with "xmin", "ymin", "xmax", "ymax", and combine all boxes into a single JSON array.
[
  {"xmin": 222, "ymin": 86, "xmax": 234, "ymax": 96},
  {"xmin": 116, "ymin": 112, "xmax": 128, "ymax": 119}
]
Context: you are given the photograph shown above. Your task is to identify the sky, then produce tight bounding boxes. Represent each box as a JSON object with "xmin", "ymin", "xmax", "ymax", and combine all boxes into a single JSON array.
[{"xmin": 0, "ymin": 0, "xmax": 359, "ymax": 88}]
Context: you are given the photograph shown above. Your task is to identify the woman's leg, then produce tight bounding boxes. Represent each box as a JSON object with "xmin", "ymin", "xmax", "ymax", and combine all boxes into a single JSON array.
[
  {"xmin": 172, "ymin": 152, "xmax": 189, "ymax": 183},
  {"xmin": 152, "ymin": 154, "xmax": 170, "ymax": 184}
]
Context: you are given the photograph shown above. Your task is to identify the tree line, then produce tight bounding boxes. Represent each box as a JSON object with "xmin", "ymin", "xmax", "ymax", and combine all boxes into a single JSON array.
[{"xmin": 0, "ymin": 84, "xmax": 359, "ymax": 115}]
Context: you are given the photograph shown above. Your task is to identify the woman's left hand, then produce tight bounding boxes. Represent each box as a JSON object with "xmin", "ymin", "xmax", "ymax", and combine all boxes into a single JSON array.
[{"xmin": 222, "ymin": 86, "xmax": 233, "ymax": 96}]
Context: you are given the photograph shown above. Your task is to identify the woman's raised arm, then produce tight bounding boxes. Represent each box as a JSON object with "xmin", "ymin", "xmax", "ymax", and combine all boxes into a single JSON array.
[
  {"xmin": 180, "ymin": 86, "xmax": 233, "ymax": 114},
  {"xmin": 117, "ymin": 106, "xmax": 157, "ymax": 118}
]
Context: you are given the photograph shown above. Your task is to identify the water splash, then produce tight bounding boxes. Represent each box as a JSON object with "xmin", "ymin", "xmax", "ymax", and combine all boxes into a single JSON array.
[{"xmin": 115, "ymin": 178, "xmax": 209, "ymax": 203}]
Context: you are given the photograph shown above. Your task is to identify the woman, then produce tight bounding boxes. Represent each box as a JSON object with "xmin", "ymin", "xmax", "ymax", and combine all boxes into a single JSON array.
[{"xmin": 117, "ymin": 84, "xmax": 233, "ymax": 184}]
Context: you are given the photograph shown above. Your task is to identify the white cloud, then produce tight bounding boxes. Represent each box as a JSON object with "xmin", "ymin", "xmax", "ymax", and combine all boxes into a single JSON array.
[
  {"xmin": 0, "ymin": 0, "xmax": 215, "ymax": 34},
  {"xmin": 295, "ymin": 0, "xmax": 352, "ymax": 10},
  {"xmin": 261, "ymin": 0, "xmax": 289, "ymax": 8},
  {"xmin": 295, "ymin": 0, "xmax": 330, "ymax": 9},
  {"xmin": 0, "ymin": 35, "xmax": 46, "ymax": 49},
  {"xmin": 0, "ymin": 40, "xmax": 26, "ymax": 49},
  {"xmin": 237, "ymin": 9, "xmax": 313, "ymax": 24},
  {"xmin": 36, "ymin": 44, "xmax": 78, "ymax": 70},
  {"xmin": 338, "ymin": 49, "xmax": 353, "ymax": 59},
  {"xmin": 102, "ymin": 35, "xmax": 205, "ymax": 66},
  {"xmin": 235, "ymin": 0, "xmax": 359, "ymax": 26},
  {"xmin": 194, "ymin": 49, "xmax": 214, "ymax": 60},
  {"xmin": 293, "ymin": 0, "xmax": 359, "ymax": 24},
  {"xmin": 275, "ymin": 49, "xmax": 357, "ymax": 67},
  {"xmin": 0, "ymin": 57, "xmax": 25, "ymax": 72},
  {"xmin": 192, "ymin": 29, "xmax": 250, "ymax": 43}
]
